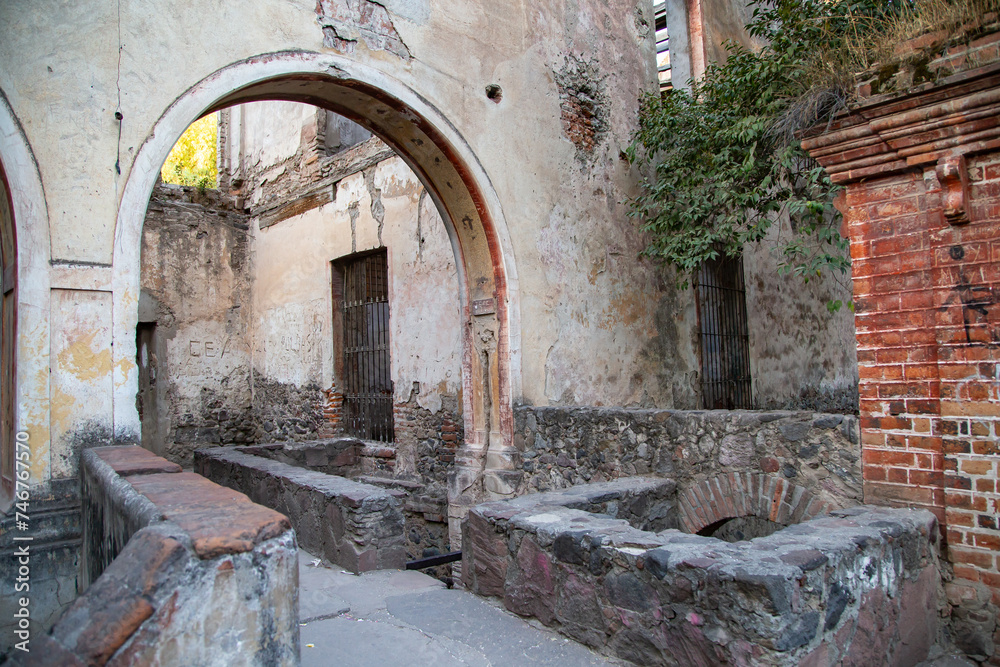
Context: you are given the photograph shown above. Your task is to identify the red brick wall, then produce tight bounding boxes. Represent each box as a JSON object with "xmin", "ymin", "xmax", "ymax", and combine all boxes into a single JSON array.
[
  {"xmin": 847, "ymin": 152, "xmax": 1000, "ymax": 662},
  {"xmin": 802, "ymin": 29, "xmax": 1000, "ymax": 655}
]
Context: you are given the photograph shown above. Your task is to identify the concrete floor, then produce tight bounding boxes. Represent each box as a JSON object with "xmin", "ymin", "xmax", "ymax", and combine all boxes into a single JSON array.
[{"xmin": 297, "ymin": 550, "xmax": 621, "ymax": 666}]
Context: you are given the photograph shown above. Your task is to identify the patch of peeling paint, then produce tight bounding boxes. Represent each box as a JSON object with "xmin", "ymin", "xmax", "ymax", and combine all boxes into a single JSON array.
[
  {"xmin": 317, "ymin": 0, "xmax": 412, "ymax": 59},
  {"xmin": 56, "ymin": 329, "xmax": 113, "ymax": 382}
]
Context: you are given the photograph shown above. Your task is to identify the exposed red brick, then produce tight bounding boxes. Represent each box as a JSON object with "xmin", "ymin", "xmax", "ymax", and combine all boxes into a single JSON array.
[
  {"xmin": 93, "ymin": 446, "xmax": 182, "ymax": 476},
  {"xmin": 126, "ymin": 472, "xmax": 291, "ymax": 559}
]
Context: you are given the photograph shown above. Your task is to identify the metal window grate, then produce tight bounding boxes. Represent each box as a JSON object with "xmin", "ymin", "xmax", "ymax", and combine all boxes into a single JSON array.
[
  {"xmin": 340, "ymin": 250, "xmax": 394, "ymax": 442},
  {"xmin": 696, "ymin": 254, "xmax": 753, "ymax": 409}
]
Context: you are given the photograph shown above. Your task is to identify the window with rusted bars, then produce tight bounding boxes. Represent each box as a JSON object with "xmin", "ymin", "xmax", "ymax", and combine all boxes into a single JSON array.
[
  {"xmin": 336, "ymin": 249, "xmax": 394, "ymax": 442},
  {"xmin": 696, "ymin": 254, "xmax": 753, "ymax": 409}
]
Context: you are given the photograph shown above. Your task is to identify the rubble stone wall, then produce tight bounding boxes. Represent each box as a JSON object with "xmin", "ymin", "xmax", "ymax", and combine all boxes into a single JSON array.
[
  {"xmin": 514, "ymin": 406, "xmax": 862, "ymax": 512},
  {"xmin": 139, "ymin": 183, "xmax": 254, "ymax": 464},
  {"xmin": 195, "ymin": 444, "xmax": 406, "ymax": 572},
  {"xmin": 463, "ymin": 480, "xmax": 941, "ymax": 666}
]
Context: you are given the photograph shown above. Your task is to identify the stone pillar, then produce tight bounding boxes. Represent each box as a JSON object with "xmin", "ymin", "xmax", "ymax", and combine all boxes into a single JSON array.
[{"xmin": 802, "ymin": 33, "xmax": 1000, "ymax": 663}]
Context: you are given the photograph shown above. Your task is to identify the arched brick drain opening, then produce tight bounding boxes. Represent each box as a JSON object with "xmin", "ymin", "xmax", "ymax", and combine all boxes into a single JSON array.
[{"xmin": 677, "ymin": 473, "xmax": 837, "ymax": 536}]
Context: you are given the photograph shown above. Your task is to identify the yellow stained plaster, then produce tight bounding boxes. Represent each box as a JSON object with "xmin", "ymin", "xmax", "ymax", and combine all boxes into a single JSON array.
[
  {"xmin": 57, "ymin": 329, "xmax": 113, "ymax": 382},
  {"xmin": 49, "ymin": 383, "xmax": 78, "ymax": 441},
  {"xmin": 28, "ymin": 429, "xmax": 51, "ymax": 481},
  {"xmin": 18, "ymin": 320, "xmax": 47, "ymax": 370},
  {"xmin": 598, "ymin": 292, "xmax": 654, "ymax": 335},
  {"xmin": 115, "ymin": 356, "xmax": 135, "ymax": 388}
]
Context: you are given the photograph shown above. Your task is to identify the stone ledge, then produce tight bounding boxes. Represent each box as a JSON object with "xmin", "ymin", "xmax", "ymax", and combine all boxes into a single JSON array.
[
  {"xmin": 29, "ymin": 447, "xmax": 300, "ymax": 666},
  {"xmin": 125, "ymin": 472, "xmax": 291, "ymax": 559},
  {"xmin": 195, "ymin": 445, "xmax": 406, "ymax": 572},
  {"xmin": 464, "ymin": 479, "xmax": 941, "ymax": 666},
  {"xmin": 91, "ymin": 445, "xmax": 182, "ymax": 476},
  {"xmin": 501, "ymin": 476, "xmax": 677, "ymax": 532},
  {"xmin": 20, "ymin": 526, "xmax": 299, "ymax": 666}
]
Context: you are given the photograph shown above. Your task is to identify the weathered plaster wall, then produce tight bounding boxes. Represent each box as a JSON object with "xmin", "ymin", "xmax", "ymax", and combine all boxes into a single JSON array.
[
  {"xmin": 247, "ymin": 122, "xmax": 464, "ymax": 481},
  {"xmin": 653, "ymin": 0, "xmax": 859, "ymax": 414},
  {"xmin": 0, "ymin": 0, "xmax": 679, "ymax": 488},
  {"xmin": 744, "ymin": 221, "xmax": 860, "ymax": 413},
  {"xmin": 228, "ymin": 102, "xmax": 324, "ymax": 211},
  {"xmin": 139, "ymin": 184, "xmax": 253, "ymax": 464},
  {"xmin": 1, "ymin": 0, "xmax": 856, "ymax": 521},
  {"xmin": 698, "ymin": 0, "xmax": 756, "ymax": 67}
]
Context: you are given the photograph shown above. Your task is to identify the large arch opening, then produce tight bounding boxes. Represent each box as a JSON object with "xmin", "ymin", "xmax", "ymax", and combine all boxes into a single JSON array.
[
  {"xmin": 0, "ymin": 89, "xmax": 51, "ymax": 511},
  {"xmin": 113, "ymin": 51, "xmax": 521, "ymax": 543}
]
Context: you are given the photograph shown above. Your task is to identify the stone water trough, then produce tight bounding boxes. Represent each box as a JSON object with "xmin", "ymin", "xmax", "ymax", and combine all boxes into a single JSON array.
[{"xmin": 462, "ymin": 476, "xmax": 941, "ymax": 666}]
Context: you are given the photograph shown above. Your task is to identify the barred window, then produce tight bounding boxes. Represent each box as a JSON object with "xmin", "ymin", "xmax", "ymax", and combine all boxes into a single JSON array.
[
  {"xmin": 696, "ymin": 254, "xmax": 752, "ymax": 409},
  {"xmin": 333, "ymin": 249, "xmax": 394, "ymax": 442}
]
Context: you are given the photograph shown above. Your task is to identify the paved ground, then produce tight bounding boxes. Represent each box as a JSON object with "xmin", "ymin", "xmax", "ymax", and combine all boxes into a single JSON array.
[
  {"xmin": 297, "ymin": 551, "xmax": 978, "ymax": 667},
  {"xmin": 297, "ymin": 550, "xmax": 620, "ymax": 666}
]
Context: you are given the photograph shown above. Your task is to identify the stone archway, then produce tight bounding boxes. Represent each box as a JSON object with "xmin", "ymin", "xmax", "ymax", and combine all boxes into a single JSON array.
[
  {"xmin": 112, "ymin": 51, "xmax": 521, "ymax": 542},
  {"xmin": 0, "ymin": 90, "xmax": 51, "ymax": 502}
]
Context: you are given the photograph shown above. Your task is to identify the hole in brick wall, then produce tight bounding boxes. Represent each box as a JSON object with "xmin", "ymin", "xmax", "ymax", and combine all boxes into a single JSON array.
[
  {"xmin": 485, "ymin": 84, "xmax": 502, "ymax": 103},
  {"xmin": 698, "ymin": 515, "xmax": 783, "ymax": 542}
]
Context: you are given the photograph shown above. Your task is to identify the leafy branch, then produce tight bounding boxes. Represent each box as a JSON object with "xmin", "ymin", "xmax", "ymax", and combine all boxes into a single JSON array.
[{"xmin": 626, "ymin": 0, "xmax": 943, "ymax": 309}]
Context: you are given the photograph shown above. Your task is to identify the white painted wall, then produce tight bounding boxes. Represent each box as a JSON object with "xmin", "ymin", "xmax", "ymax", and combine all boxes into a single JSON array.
[{"xmin": 250, "ymin": 152, "xmax": 462, "ymax": 411}]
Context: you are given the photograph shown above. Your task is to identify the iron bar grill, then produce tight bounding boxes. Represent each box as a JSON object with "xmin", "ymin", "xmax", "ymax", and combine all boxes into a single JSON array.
[
  {"xmin": 341, "ymin": 250, "xmax": 394, "ymax": 442},
  {"xmin": 696, "ymin": 254, "xmax": 753, "ymax": 409}
]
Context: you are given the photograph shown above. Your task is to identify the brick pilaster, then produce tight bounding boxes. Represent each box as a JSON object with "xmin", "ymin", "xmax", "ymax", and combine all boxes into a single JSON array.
[{"xmin": 803, "ymin": 37, "xmax": 1000, "ymax": 661}]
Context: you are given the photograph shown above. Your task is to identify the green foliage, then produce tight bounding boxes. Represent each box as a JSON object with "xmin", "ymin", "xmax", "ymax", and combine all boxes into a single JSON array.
[
  {"xmin": 627, "ymin": 0, "xmax": 922, "ymax": 306},
  {"xmin": 161, "ymin": 113, "xmax": 218, "ymax": 189}
]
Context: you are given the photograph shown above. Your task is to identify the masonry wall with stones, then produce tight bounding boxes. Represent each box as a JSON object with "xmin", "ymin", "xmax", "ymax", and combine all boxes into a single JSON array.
[
  {"xmin": 139, "ymin": 183, "xmax": 255, "ymax": 464},
  {"xmin": 195, "ymin": 444, "xmax": 407, "ymax": 573},
  {"xmin": 196, "ymin": 439, "xmax": 453, "ymax": 579},
  {"xmin": 463, "ymin": 479, "xmax": 942, "ymax": 666},
  {"xmin": 802, "ymin": 26, "xmax": 1000, "ymax": 664},
  {"xmin": 514, "ymin": 406, "xmax": 862, "ymax": 513}
]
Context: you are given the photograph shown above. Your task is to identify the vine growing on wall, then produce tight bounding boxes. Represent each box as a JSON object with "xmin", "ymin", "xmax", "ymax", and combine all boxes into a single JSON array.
[{"xmin": 627, "ymin": 0, "xmax": 999, "ymax": 311}]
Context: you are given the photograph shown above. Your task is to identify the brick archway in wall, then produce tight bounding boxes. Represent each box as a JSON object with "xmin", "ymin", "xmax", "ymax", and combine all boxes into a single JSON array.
[
  {"xmin": 677, "ymin": 473, "xmax": 837, "ymax": 534},
  {"xmin": 111, "ymin": 51, "xmax": 521, "ymax": 545}
]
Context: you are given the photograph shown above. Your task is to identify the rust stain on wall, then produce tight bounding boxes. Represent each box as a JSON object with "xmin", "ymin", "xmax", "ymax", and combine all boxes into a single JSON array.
[{"xmin": 599, "ymin": 292, "xmax": 652, "ymax": 333}]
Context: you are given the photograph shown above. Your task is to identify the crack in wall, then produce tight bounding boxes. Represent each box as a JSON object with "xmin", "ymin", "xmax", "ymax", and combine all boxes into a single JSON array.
[{"xmin": 416, "ymin": 188, "xmax": 427, "ymax": 263}]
